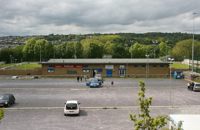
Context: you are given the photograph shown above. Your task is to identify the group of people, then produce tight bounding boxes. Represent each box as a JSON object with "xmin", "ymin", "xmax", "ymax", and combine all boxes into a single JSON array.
[
  {"xmin": 187, "ymin": 82, "xmax": 194, "ymax": 87},
  {"xmin": 77, "ymin": 75, "xmax": 88, "ymax": 82},
  {"xmin": 76, "ymin": 76, "xmax": 82, "ymax": 82},
  {"xmin": 76, "ymin": 75, "xmax": 114, "ymax": 86}
]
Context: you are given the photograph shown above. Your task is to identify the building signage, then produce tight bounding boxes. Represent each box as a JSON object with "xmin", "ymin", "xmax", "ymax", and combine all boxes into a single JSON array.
[
  {"xmin": 55, "ymin": 65, "xmax": 83, "ymax": 68},
  {"xmin": 64, "ymin": 65, "xmax": 74, "ymax": 68},
  {"xmin": 105, "ymin": 65, "xmax": 114, "ymax": 69},
  {"xmin": 55, "ymin": 65, "xmax": 63, "ymax": 68},
  {"xmin": 75, "ymin": 65, "xmax": 83, "ymax": 68}
]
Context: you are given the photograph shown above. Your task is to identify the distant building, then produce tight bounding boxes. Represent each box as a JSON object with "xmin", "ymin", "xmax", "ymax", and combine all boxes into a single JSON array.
[{"xmin": 40, "ymin": 58, "xmax": 170, "ymax": 78}]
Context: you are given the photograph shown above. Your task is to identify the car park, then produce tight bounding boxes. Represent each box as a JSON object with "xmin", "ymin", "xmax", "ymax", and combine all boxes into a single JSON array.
[
  {"xmin": 0, "ymin": 94, "xmax": 15, "ymax": 107},
  {"xmin": 187, "ymin": 82, "xmax": 200, "ymax": 91},
  {"xmin": 86, "ymin": 78, "xmax": 102, "ymax": 88},
  {"xmin": 64, "ymin": 100, "xmax": 80, "ymax": 116}
]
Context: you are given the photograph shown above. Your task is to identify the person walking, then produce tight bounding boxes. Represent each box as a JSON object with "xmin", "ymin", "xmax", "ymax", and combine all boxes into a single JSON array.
[
  {"xmin": 111, "ymin": 81, "xmax": 114, "ymax": 86},
  {"xmin": 80, "ymin": 76, "xmax": 82, "ymax": 82},
  {"xmin": 77, "ymin": 76, "xmax": 79, "ymax": 82}
]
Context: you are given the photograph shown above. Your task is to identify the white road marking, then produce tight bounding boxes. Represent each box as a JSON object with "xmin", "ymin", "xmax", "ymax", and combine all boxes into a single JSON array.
[
  {"xmin": 5, "ymin": 105, "xmax": 200, "ymax": 110},
  {"xmin": 70, "ymin": 88, "xmax": 88, "ymax": 91}
]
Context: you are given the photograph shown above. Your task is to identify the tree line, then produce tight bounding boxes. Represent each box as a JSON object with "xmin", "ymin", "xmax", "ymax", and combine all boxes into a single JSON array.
[{"xmin": 0, "ymin": 34, "xmax": 200, "ymax": 63}]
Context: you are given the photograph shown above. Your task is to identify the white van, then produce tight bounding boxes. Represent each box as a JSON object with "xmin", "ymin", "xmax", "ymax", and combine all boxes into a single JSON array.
[
  {"xmin": 169, "ymin": 114, "xmax": 200, "ymax": 130},
  {"xmin": 64, "ymin": 100, "xmax": 80, "ymax": 116}
]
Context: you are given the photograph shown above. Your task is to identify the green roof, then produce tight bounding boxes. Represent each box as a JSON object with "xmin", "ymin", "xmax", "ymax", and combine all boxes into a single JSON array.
[{"xmin": 41, "ymin": 58, "xmax": 169, "ymax": 64}]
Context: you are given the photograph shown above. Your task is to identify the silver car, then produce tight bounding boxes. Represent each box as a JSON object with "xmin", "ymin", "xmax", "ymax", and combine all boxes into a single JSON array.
[{"xmin": 188, "ymin": 82, "xmax": 200, "ymax": 91}]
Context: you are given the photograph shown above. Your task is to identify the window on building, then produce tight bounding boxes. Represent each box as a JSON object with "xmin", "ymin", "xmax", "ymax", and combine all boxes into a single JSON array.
[
  {"xmin": 83, "ymin": 69, "xmax": 90, "ymax": 73},
  {"xmin": 67, "ymin": 70, "xmax": 77, "ymax": 74},
  {"xmin": 48, "ymin": 64, "xmax": 54, "ymax": 67},
  {"xmin": 160, "ymin": 64, "xmax": 164, "ymax": 67},
  {"xmin": 47, "ymin": 67, "xmax": 55, "ymax": 73}
]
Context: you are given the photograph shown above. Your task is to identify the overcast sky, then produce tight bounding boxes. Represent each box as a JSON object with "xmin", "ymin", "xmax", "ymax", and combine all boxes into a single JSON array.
[{"xmin": 0, "ymin": 0, "xmax": 200, "ymax": 36}]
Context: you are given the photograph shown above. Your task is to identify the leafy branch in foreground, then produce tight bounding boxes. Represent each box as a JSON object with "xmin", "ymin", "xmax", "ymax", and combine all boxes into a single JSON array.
[
  {"xmin": 0, "ymin": 108, "xmax": 4, "ymax": 121},
  {"xmin": 130, "ymin": 81, "xmax": 168, "ymax": 130}
]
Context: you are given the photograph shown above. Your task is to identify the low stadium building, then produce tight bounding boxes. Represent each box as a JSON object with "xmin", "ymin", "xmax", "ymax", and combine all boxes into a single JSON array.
[{"xmin": 40, "ymin": 58, "xmax": 170, "ymax": 78}]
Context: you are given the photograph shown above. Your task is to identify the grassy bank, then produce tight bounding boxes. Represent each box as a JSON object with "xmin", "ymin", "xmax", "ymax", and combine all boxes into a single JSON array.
[
  {"xmin": 171, "ymin": 62, "xmax": 189, "ymax": 69},
  {"xmin": 0, "ymin": 62, "xmax": 41, "ymax": 70}
]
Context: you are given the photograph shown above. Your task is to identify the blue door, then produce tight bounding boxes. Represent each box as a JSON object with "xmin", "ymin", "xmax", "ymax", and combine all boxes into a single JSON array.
[{"xmin": 106, "ymin": 69, "xmax": 112, "ymax": 77}]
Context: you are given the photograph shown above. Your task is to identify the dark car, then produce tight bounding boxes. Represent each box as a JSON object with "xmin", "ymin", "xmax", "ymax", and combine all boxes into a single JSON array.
[
  {"xmin": 0, "ymin": 94, "xmax": 15, "ymax": 107},
  {"xmin": 86, "ymin": 78, "xmax": 102, "ymax": 88},
  {"xmin": 173, "ymin": 71, "xmax": 184, "ymax": 79}
]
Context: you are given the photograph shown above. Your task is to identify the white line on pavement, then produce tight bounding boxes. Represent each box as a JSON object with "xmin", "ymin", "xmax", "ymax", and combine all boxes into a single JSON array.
[{"xmin": 5, "ymin": 105, "xmax": 200, "ymax": 110}]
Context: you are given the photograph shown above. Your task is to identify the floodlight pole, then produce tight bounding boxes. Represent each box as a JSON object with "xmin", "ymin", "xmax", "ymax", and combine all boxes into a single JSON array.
[
  {"xmin": 40, "ymin": 45, "xmax": 42, "ymax": 62},
  {"xmin": 192, "ymin": 12, "xmax": 197, "ymax": 73}
]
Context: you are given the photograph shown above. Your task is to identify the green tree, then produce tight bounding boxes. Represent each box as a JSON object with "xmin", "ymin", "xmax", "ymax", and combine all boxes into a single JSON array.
[
  {"xmin": 172, "ymin": 39, "xmax": 200, "ymax": 61},
  {"xmin": 11, "ymin": 45, "xmax": 24, "ymax": 62},
  {"xmin": 66, "ymin": 42, "xmax": 76, "ymax": 58},
  {"xmin": 81, "ymin": 39, "xmax": 104, "ymax": 58},
  {"xmin": 103, "ymin": 41, "xmax": 115, "ymax": 55},
  {"xmin": 129, "ymin": 43, "xmax": 147, "ymax": 58},
  {"xmin": 75, "ymin": 42, "xmax": 83, "ymax": 58},
  {"xmin": 159, "ymin": 42, "xmax": 170, "ymax": 57},
  {"xmin": 130, "ymin": 81, "xmax": 167, "ymax": 130},
  {"xmin": 54, "ymin": 43, "xmax": 66, "ymax": 58},
  {"xmin": 35, "ymin": 39, "xmax": 53, "ymax": 61},
  {"xmin": 23, "ymin": 38, "xmax": 53, "ymax": 61},
  {"xmin": 112, "ymin": 43, "xmax": 128, "ymax": 58},
  {"xmin": 0, "ymin": 48, "xmax": 12, "ymax": 63},
  {"xmin": 22, "ymin": 38, "xmax": 37, "ymax": 61},
  {"xmin": 0, "ymin": 108, "xmax": 4, "ymax": 121}
]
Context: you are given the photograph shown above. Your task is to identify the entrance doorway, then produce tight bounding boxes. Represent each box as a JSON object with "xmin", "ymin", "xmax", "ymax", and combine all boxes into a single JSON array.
[
  {"xmin": 106, "ymin": 69, "xmax": 112, "ymax": 77},
  {"xmin": 119, "ymin": 69, "xmax": 126, "ymax": 77}
]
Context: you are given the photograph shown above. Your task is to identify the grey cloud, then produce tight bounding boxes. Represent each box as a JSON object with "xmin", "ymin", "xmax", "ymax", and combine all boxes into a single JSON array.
[{"xmin": 0, "ymin": 0, "xmax": 200, "ymax": 36}]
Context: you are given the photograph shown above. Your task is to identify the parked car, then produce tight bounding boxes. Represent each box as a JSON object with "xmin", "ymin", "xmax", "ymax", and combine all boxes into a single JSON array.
[
  {"xmin": 172, "ymin": 71, "xmax": 184, "ymax": 79},
  {"xmin": 187, "ymin": 82, "xmax": 200, "ymax": 91},
  {"xmin": 86, "ymin": 78, "xmax": 102, "ymax": 88},
  {"xmin": 11, "ymin": 76, "xmax": 19, "ymax": 79},
  {"xmin": 31, "ymin": 75, "xmax": 39, "ymax": 79},
  {"xmin": 0, "ymin": 94, "xmax": 15, "ymax": 107},
  {"xmin": 64, "ymin": 100, "xmax": 80, "ymax": 116}
]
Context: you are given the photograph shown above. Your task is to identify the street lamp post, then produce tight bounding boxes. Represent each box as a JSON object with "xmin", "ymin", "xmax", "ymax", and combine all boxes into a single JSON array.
[
  {"xmin": 152, "ymin": 40, "xmax": 158, "ymax": 58},
  {"xmin": 40, "ymin": 45, "xmax": 42, "ymax": 62},
  {"xmin": 145, "ymin": 54, "xmax": 149, "ymax": 78},
  {"xmin": 9, "ymin": 55, "xmax": 12, "ymax": 63},
  {"xmin": 168, "ymin": 57, "xmax": 174, "ymax": 110},
  {"xmin": 74, "ymin": 42, "xmax": 77, "ymax": 59},
  {"xmin": 192, "ymin": 12, "xmax": 197, "ymax": 73},
  {"xmin": 168, "ymin": 57, "xmax": 174, "ymax": 79}
]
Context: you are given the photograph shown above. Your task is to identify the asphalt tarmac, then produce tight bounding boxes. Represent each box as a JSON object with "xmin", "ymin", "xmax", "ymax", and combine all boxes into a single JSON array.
[{"xmin": 0, "ymin": 78, "xmax": 199, "ymax": 130}]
